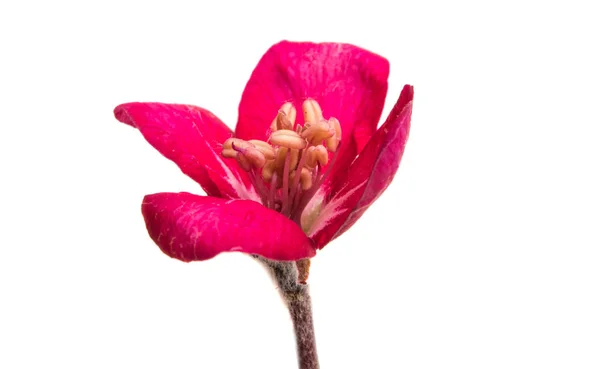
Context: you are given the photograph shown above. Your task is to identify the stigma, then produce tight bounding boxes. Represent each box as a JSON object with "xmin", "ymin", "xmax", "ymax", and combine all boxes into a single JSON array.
[{"xmin": 222, "ymin": 99, "xmax": 341, "ymax": 223}]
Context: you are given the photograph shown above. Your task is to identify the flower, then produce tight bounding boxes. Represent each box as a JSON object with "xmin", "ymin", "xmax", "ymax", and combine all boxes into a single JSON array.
[{"xmin": 114, "ymin": 41, "xmax": 413, "ymax": 263}]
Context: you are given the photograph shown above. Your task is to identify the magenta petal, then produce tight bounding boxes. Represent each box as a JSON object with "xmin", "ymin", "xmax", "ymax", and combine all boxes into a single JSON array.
[
  {"xmin": 114, "ymin": 103, "xmax": 259, "ymax": 201},
  {"xmin": 310, "ymin": 85, "xmax": 414, "ymax": 249},
  {"xmin": 142, "ymin": 192, "xmax": 316, "ymax": 261},
  {"xmin": 236, "ymin": 41, "xmax": 390, "ymax": 187}
]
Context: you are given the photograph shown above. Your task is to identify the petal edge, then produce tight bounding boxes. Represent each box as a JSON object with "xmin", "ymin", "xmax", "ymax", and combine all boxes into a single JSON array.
[
  {"xmin": 309, "ymin": 85, "xmax": 414, "ymax": 248},
  {"xmin": 114, "ymin": 103, "xmax": 259, "ymax": 201},
  {"xmin": 142, "ymin": 192, "xmax": 316, "ymax": 261}
]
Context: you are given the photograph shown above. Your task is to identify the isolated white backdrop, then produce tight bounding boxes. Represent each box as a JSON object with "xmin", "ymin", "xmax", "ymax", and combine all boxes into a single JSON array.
[{"xmin": 1, "ymin": 1, "xmax": 598, "ymax": 368}]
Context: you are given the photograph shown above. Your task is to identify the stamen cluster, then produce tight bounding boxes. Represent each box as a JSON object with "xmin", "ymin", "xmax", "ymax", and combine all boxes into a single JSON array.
[{"xmin": 222, "ymin": 99, "xmax": 341, "ymax": 222}]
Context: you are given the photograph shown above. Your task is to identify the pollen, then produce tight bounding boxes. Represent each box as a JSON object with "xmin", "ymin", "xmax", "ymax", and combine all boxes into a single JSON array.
[{"xmin": 221, "ymin": 99, "xmax": 342, "ymax": 222}]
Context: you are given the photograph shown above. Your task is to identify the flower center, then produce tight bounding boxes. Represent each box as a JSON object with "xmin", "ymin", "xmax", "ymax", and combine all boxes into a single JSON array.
[{"xmin": 222, "ymin": 99, "xmax": 341, "ymax": 224}]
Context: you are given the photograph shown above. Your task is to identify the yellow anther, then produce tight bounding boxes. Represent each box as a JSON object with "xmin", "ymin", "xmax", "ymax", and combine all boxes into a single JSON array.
[
  {"xmin": 222, "ymin": 138, "xmax": 251, "ymax": 158},
  {"xmin": 281, "ymin": 102, "xmax": 297, "ymax": 124},
  {"xmin": 269, "ymin": 129, "xmax": 307, "ymax": 150},
  {"xmin": 302, "ymin": 99, "xmax": 324, "ymax": 125},
  {"xmin": 290, "ymin": 168, "xmax": 313, "ymax": 190},
  {"xmin": 248, "ymin": 139, "xmax": 275, "ymax": 160},
  {"xmin": 221, "ymin": 148, "xmax": 237, "ymax": 158},
  {"xmin": 236, "ymin": 154, "xmax": 252, "ymax": 171},
  {"xmin": 274, "ymin": 147, "xmax": 299, "ymax": 173},
  {"xmin": 262, "ymin": 160, "xmax": 276, "ymax": 181},
  {"xmin": 306, "ymin": 145, "xmax": 329, "ymax": 168},
  {"xmin": 270, "ymin": 102, "xmax": 296, "ymax": 131},
  {"xmin": 330, "ymin": 117, "xmax": 341, "ymax": 140},
  {"xmin": 241, "ymin": 147, "xmax": 266, "ymax": 169},
  {"xmin": 325, "ymin": 136, "xmax": 338, "ymax": 152},
  {"xmin": 223, "ymin": 137, "xmax": 251, "ymax": 150},
  {"xmin": 222, "ymin": 138, "xmax": 266, "ymax": 170},
  {"xmin": 301, "ymin": 121, "xmax": 334, "ymax": 145},
  {"xmin": 325, "ymin": 117, "xmax": 342, "ymax": 152}
]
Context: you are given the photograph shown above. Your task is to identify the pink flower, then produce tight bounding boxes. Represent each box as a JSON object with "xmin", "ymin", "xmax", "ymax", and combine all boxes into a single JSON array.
[{"xmin": 114, "ymin": 41, "xmax": 413, "ymax": 263}]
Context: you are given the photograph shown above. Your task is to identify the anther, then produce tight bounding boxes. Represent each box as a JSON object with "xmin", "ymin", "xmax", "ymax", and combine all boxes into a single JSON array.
[
  {"xmin": 248, "ymin": 139, "xmax": 276, "ymax": 160},
  {"xmin": 325, "ymin": 117, "xmax": 341, "ymax": 152},
  {"xmin": 290, "ymin": 168, "xmax": 313, "ymax": 190},
  {"xmin": 269, "ymin": 129, "xmax": 307, "ymax": 150},
  {"xmin": 241, "ymin": 147, "xmax": 266, "ymax": 169},
  {"xmin": 231, "ymin": 143, "xmax": 266, "ymax": 170},
  {"xmin": 236, "ymin": 154, "xmax": 252, "ymax": 171},
  {"xmin": 223, "ymin": 138, "xmax": 251, "ymax": 150},
  {"xmin": 262, "ymin": 160, "xmax": 276, "ymax": 181},
  {"xmin": 306, "ymin": 145, "xmax": 329, "ymax": 168},
  {"xmin": 274, "ymin": 147, "xmax": 299, "ymax": 173},
  {"xmin": 270, "ymin": 102, "xmax": 296, "ymax": 131},
  {"xmin": 222, "ymin": 138, "xmax": 251, "ymax": 158},
  {"xmin": 302, "ymin": 99, "xmax": 324, "ymax": 125},
  {"xmin": 301, "ymin": 121, "xmax": 334, "ymax": 145}
]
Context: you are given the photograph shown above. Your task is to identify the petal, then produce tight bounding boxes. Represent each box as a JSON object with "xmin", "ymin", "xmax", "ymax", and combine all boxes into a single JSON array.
[
  {"xmin": 236, "ymin": 41, "xmax": 390, "ymax": 187},
  {"xmin": 308, "ymin": 85, "xmax": 414, "ymax": 249},
  {"xmin": 142, "ymin": 192, "xmax": 316, "ymax": 261},
  {"xmin": 114, "ymin": 103, "xmax": 259, "ymax": 201}
]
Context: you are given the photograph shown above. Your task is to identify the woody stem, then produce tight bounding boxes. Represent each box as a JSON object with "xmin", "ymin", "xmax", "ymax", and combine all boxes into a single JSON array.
[{"xmin": 256, "ymin": 257, "xmax": 320, "ymax": 369}]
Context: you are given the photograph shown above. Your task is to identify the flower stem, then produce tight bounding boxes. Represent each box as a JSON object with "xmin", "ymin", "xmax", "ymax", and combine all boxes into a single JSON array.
[
  {"xmin": 286, "ymin": 286, "xmax": 319, "ymax": 369},
  {"xmin": 256, "ymin": 257, "xmax": 320, "ymax": 369}
]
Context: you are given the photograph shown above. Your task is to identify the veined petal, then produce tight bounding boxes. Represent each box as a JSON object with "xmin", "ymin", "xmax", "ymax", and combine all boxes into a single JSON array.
[
  {"xmin": 236, "ymin": 41, "xmax": 390, "ymax": 189},
  {"xmin": 308, "ymin": 85, "xmax": 414, "ymax": 249},
  {"xmin": 142, "ymin": 192, "xmax": 316, "ymax": 261},
  {"xmin": 114, "ymin": 103, "xmax": 259, "ymax": 201}
]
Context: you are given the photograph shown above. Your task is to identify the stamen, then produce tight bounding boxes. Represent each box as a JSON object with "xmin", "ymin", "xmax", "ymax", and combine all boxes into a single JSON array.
[
  {"xmin": 301, "ymin": 121, "xmax": 334, "ymax": 145},
  {"xmin": 307, "ymin": 145, "xmax": 329, "ymax": 168},
  {"xmin": 269, "ymin": 129, "xmax": 307, "ymax": 150},
  {"xmin": 270, "ymin": 102, "xmax": 296, "ymax": 132},
  {"xmin": 223, "ymin": 138, "xmax": 251, "ymax": 150},
  {"xmin": 222, "ymin": 138, "xmax": 251, "ymax": 158},
  {"xmin": 302, "ymin": 99, "xmax": 324, "ymax": 125},
  {"xmin": 290, "ymin": 168, "xmax": 312, "ymax": 190},
  {"xmin": 292, "ymin": 144, "xmax": 341, "ymax": 223},
  {"xmin": 220, "ymin": 97, "xmax": 343, "ymax": 227},
  {"xmin": 274, "ymin": 147, "xmax": 299, "ymax": 176},
  {"xmin": 250, "ymin": 170, "xmax": 269, "ymax": 205},
  {"xmin": 281, "ymin": 150, "xmax": 291, "ymax": 215},
  {"xmin": 268, "ymin": 172, "xmax": 278, "ymax": 209},
  {"xmin": 248, "ymin": 139, "xmax": 275, "ymax": 160},
  {"xmin": 235, "ymin": 153, "xmax": 252, "ymax": 171},
  {"xmin": 232, "ymin": 142, "xmax": 266, "ymax": 170},
  {"xmin": 262, "ymin": 160, "xmax": 275, "ymax": 182},
  {"xmin": 288, "ymin": 148, "xmax": 310, "ymax": 206},
  {"xmin": 325, "ymin": 117, "xmax": 342, "ymax": 152}
]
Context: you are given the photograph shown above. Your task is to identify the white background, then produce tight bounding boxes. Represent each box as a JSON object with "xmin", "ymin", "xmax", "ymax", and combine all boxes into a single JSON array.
[{"xmin": 1, "ymin": 1, "xmax": 599, "ymax": 368}]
